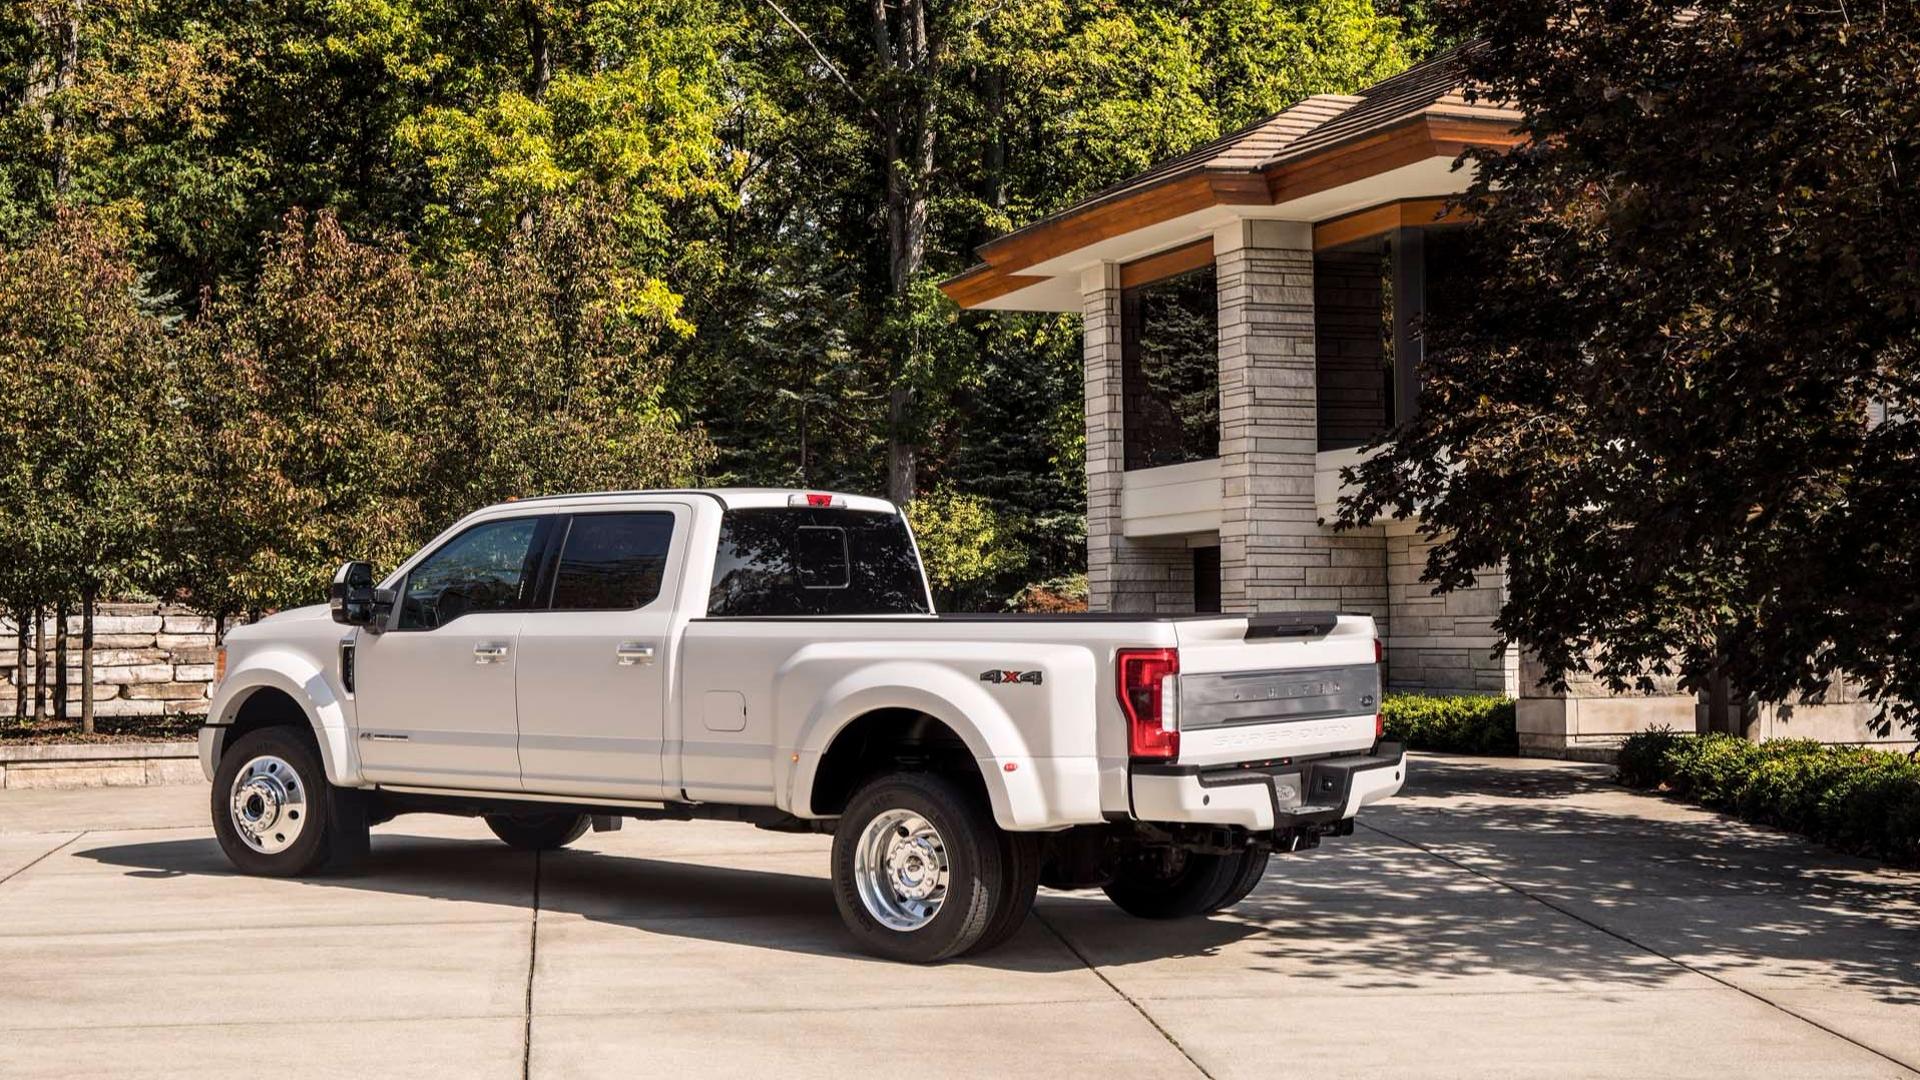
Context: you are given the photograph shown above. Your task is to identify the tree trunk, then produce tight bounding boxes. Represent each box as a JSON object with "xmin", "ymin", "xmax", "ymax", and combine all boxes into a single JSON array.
[
  {"xmin": 32, "ymin": 605, "xmax": 45, "ymax": 721},
  {"xmin": 53, "ymin": 599, "xmax": 68, "ymax": 725},
  {"xmin": 516, "ymin": 2, "xmax": 552, "ymax": 235},
  {"xmin": 214, "ymin": 611, "xmax": 226, "ymax": 646},
  {"xmin": 13, "ymin": 607, "xmax": 26, "ymax": 724},
  {"xmin": 873, "ymin": 0, "xmax": 935, "ymax": 507},
  {"xmin": 80, "ymin": 588, "xmax": 96, "ymax": 735}
]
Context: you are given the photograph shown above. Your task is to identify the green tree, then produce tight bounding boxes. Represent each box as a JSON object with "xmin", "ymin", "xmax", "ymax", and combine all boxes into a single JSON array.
[
  {"xmin": 175, "ymin": 202, "xmax": 712, "ymax": 619},
  {"xmin": 680, "ymin": 0, "xmax": 1426, "ymax": 598},
  {"xmin": 904, "ymin": 486, "xmax": 1027, "ymax": 610},
  {"xmin": 1338, "ymin": 3, "xmax": 1920, "ymax": 734},
  {"xmin": 0, "ymin": 206, "xmax": 175, "ymax": 731}
]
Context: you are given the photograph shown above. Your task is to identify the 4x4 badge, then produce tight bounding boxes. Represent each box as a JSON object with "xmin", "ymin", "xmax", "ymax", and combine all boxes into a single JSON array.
[{"xmin": 980, "ymin": 669, "xmax": 1043, "ymax": 686}]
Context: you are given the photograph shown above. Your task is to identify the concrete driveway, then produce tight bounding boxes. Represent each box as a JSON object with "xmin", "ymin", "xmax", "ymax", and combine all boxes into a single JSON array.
[{"xmin": 2, "ymin": 754, "xmax": 1915, "ymax": 1079}]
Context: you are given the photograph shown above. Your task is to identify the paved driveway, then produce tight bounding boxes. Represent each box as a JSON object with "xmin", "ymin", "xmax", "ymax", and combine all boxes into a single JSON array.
[{"xmin": 2, "ymin": 755, "xmax": 1915, "ymax": 1079}]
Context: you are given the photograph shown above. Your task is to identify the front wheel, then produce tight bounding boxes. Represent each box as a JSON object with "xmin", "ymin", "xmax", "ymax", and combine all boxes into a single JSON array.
[
  {"xmin": 212, "ymin": 727, "xmax": 353, "ymax": 877},
  {"xmin": 831, "ymin": 773, "xmax": 1006, "ymax": 963}
]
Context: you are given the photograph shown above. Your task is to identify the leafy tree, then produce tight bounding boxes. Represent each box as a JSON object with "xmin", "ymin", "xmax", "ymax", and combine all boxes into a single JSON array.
[
  {"xmin": 682, "ymin": 0, "xmax": 1427, "ymax": 595},
  {"xmin": 1338, "ymin": 3, "xmax": 1920, "ymax": 734},
  {"xmin": 174, "ymin": 202, "xmax": 711, "ymax": 619},
  {"xmin": 904, "ymin": 486, "xmax": 1027, "ymax": 610},
  {"xmin": 0, "ymin": 206, "xmax": 175, "ymax": 731}
]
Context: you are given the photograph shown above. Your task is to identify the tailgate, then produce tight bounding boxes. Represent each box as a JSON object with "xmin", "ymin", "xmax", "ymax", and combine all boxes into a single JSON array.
[{"xmin": 1171, "ymin": 613, "xmax": 1380, "ymax": 767}]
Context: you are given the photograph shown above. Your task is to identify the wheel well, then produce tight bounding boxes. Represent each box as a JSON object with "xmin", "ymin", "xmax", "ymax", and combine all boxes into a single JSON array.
[
  {"xmin": 808, "ymin": 709, "xmax": 986, "ymax": 817},
  {"xmin": 221, "ymin": 687, "xmax": 315, "ymax": 756}
]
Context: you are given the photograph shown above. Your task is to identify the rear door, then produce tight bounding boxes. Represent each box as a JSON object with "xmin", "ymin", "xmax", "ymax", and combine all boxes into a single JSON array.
[
  {"xmin": 512, "ymin": 504, "xmax": 689, "ymax": 799},
  {"xmin": 1170, "ymin": 613, "xmax": 1381, "ymax": 767}
]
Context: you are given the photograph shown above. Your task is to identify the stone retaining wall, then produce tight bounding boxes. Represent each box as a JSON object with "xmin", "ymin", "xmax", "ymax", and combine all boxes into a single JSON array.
[
  {"xmin": 0, "ymin": 741, "xmax": 201, "ymax": 788},
  {"xmin": 1, "ymin": 602, "xmax": 218, "ymax": 720}
]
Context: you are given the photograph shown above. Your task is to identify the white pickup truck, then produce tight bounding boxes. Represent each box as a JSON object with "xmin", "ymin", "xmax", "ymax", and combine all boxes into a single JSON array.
[{"xmin": 202, "ymin": 489, "xmax": 1403, "ymax": 961}]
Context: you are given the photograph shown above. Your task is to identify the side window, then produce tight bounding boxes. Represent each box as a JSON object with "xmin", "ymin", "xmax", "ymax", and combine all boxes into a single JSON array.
[
  {"xmin": 548, "ymin": 512, "xmax": 675, "ymax": 610},
  {"xmin": 397, "ymin": 517, "xmax": 544, "ymax": 630}
]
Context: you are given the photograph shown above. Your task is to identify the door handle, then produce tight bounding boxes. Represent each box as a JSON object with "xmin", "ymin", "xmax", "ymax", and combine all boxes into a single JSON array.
[
  {"xmin": 616, "ymin": 641, "xmax": 656, "ymax": 666},
  {"xmin": 473, "ymin": 641, "xmax": 510, "ymax": 664}
]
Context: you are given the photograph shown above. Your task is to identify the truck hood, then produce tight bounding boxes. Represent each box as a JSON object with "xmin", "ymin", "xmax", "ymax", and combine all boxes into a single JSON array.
[{"xmin": 227, "ymin": 603, "xmax": 332, "ymax": 640}]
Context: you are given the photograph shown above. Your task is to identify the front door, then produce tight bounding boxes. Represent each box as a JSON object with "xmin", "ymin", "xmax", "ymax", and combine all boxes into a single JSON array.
[
  {"xmin": 354, "ymin": 514, "xmax": 552, "ymax": 789},
  {"xmin": 514, "ymin": 506, "xmax": 685, "ymax": 799}
]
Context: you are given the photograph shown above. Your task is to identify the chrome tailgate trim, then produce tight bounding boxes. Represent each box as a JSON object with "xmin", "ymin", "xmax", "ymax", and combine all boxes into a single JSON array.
[{"xmin": 1179, "ymin": 664, "xmax": 1381, "ymax": 730}]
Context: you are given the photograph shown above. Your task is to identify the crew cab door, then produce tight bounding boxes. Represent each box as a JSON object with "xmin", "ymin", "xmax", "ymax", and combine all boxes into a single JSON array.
[
  {"xmin": 353, "ymin": 513, "xmax": 555, "ymax": 789},
  {"xmin": 512, "ymin": 505, "xmax": 687, "ymax": 799}
]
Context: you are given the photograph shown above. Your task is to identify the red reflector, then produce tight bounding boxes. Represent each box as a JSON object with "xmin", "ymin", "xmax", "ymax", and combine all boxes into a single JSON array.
[
  {"xmin": 1375, "ymin": 712, "xmax": 1386, "ymax": 741},
  {"xmin": 1117, "ymin": 648, "xmax": 1180, "ymax": 760},
  {"xmin": 806, "ymin": 493, "xmax": 833, "ymax": 507}
]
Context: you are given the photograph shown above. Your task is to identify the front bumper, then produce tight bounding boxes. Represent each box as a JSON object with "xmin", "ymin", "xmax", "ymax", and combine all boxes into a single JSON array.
[{"xmin": 1128, "ymin": 743, "xmax": 1406, "ymax": 832}]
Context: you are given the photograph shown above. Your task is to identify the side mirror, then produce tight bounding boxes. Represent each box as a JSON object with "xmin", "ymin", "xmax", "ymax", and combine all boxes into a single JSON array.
[{"xmin": 329, "ymin": 561, "xmax": 378, "ymax": 626}]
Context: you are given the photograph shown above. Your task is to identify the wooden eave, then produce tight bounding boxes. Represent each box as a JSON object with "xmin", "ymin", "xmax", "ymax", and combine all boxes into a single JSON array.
[{"xmin": 940, "ymin": 112, "xmax": 1523, "ymax": 309}]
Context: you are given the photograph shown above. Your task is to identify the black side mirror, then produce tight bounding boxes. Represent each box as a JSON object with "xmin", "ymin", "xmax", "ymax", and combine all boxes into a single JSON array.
[{"xmin": 330, "ymin": 561, "xmax": 378, "ymax": 626}]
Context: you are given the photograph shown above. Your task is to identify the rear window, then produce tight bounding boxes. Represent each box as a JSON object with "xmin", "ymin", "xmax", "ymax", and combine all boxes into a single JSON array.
[{"xmin": 707, "ymin": 507, "xmax": 930, "ymax": 617}]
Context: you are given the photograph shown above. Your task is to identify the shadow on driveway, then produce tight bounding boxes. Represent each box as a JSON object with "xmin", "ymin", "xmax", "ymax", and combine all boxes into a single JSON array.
[{"xmin": 72, "ymin": 755, "xmax": 1920, "ymax": 1005}]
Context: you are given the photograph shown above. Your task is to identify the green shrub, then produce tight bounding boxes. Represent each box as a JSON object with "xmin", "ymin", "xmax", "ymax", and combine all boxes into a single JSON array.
[
  {"xmin": 1615, "ymin": 731, "xmax": 1920, "ymax": 867},
  {"xmin": 1379, "ymin": 693, "xmax": 1518, "ymax": 755}
]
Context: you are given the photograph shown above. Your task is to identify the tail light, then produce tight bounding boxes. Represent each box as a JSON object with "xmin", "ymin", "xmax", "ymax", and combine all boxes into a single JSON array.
[{"xmin": 1117, "ymin": 648, "xmax": 1179, "ymax": 760}]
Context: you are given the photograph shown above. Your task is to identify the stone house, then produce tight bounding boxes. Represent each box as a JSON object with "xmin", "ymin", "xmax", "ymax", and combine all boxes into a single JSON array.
[{"xmin": 940, "ymin": 50, "xmax": 1896, "ymax": 754}]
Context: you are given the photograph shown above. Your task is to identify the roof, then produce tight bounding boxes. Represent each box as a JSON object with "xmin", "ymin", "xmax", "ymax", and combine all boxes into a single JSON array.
[{"xmin": 946, "ymin": 46, "xmax": 1521, "ymax": 308}]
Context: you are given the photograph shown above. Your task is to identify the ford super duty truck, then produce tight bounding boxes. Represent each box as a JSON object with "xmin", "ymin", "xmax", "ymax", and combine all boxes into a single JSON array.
[{"xmin": 201, "ymin": 489, "xmax": 1404, "ymax": 961}]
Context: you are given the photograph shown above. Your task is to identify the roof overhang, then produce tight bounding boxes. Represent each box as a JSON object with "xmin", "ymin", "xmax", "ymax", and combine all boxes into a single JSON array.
[{"xmin": 941, "ymin": 112, "xmax": 1522, "ymax": 312}]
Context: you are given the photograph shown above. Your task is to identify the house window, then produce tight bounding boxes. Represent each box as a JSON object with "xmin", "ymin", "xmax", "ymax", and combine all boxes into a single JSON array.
[
  {"xmin": 1122, "ymin": 262, "xmax": 1219, "ymax": 470},
  {"xmin": 1314, "ymin": 245, "xmax": 1395, "ymax": 451},
  {"xmin": 1192, "ymin": 546, "xmax": 1221, "ymax": 613}
]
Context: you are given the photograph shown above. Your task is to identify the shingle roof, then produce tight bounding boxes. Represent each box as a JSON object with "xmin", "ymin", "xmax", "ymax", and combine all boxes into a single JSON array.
[{"xmin": 981, "ymin": 46, "xmax": 1512, "ymax": 255}]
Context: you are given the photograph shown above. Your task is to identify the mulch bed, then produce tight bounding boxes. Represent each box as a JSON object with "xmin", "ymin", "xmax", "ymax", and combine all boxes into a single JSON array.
[{"xmin": 1, "ymin": 716, "xmax": 200, "ymax": 745}]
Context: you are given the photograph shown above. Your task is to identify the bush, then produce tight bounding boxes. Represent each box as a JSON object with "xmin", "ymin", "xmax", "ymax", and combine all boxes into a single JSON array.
[
  {"xmin": 1379, "ymin": 693, "xmax": 1518, "ymax": 755},
  {"xmin": 1616, "ymin": 731, "xmax": 1920, "ymax": 867}
]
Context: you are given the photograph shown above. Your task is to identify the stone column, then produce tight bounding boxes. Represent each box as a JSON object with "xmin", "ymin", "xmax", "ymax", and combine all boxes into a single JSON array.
[{"xmin": 1214, "ymin": 219, "xmax": 1387, "ymax": 622}]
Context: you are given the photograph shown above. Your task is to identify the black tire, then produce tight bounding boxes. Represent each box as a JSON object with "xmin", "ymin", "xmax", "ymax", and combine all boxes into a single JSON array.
[
  {"xmin": 831, "ymin": 772, "xmax": 1005, "ymax": 963},
  {"xmin": 966, "ymin": 829, "xmax": 1041, "ymax": 956},
  {"xmin": 211, "ymin": 727, "xmax": 340, "ymax": 878},
  {"xmin": 484, "ymin": 811, "xmax": 591, "ymax": 851},
  {"xmin": 1209, "ymin": 848, "xmax": 1271, "ymax": 912},
  {"xmin": 1101, "ymin": 846, "xmax": 1244, "ymax": 919}
]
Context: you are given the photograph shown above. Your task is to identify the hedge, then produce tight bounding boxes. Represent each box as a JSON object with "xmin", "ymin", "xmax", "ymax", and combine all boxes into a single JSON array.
[
  {"xmin": 1379, "ymin": 693, "xmax": 1518, "ymax": 755},
  {"xmin": 1617, "ymin": 730, "xmax": 1920, "ymax": 867}
]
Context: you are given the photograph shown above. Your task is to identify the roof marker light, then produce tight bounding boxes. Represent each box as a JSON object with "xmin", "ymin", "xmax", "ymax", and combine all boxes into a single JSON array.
[{"xmin": 791, "ymin": 492, "xmax": 844, "ymax": 508}]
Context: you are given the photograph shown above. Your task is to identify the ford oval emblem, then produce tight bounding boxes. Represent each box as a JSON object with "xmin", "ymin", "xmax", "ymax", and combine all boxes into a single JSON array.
[{"xmin": 1361, "ymin": 693, "xmax": 1376, "ymax": 709}]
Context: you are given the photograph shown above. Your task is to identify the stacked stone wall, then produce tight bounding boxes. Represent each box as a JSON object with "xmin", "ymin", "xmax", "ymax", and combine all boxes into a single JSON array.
[{"xmin": 0, "ymin": 603, "xmax": 217, "ymax": 720}]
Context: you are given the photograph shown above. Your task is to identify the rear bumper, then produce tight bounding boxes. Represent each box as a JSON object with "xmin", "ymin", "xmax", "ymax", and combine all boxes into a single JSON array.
[{"xmin": 1128, "ymin": 743, "xmax": 1405, "ymax": 832}]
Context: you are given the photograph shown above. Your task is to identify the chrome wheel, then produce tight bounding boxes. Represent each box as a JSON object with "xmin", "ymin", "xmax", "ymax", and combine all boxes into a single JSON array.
[
  {"xmin": 853, "ymin": 809, "xmax": 949, "ymax": 932},
  {"xmin": 227, "ymin": 754, "xmax": 308, "ymax": 856}
]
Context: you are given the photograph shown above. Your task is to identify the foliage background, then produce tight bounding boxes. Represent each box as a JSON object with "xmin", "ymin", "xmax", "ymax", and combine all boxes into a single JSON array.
[{"xmin": 0, "ymin": 0, "xmax": 1434, "ymax": 634}]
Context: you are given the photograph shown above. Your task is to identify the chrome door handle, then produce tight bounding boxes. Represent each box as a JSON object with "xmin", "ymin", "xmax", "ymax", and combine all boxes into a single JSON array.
[
  {"xmin": 473, "ymin": 642, "xmax": 510, "ymax": 664},
  {"xmin": 616, "ymin": 641, "xmax": 656, "ymax": 666}
]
